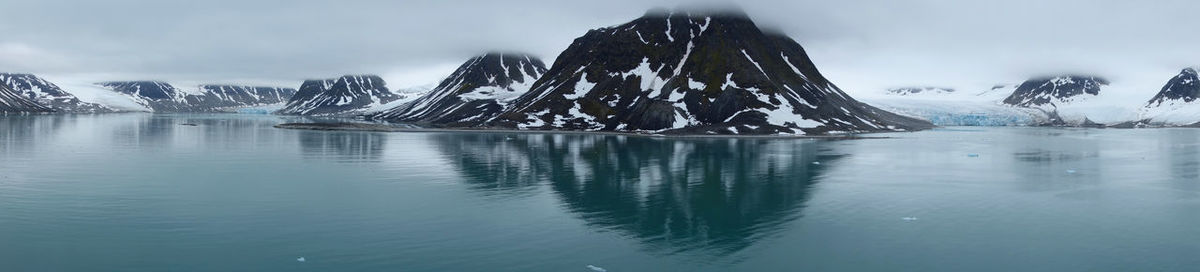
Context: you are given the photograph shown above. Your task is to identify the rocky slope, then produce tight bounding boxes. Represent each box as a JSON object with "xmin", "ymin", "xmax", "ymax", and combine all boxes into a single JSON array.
[
  {"xmin": 0, "ymin": 73, "xmax": 116, "ymax": 113},
  {"xmin": 370, "ymin": 53, "xmax": 548, "ymax": 127},
  {"xmin": 277, "ymin": 75, "xmax": 399, "ymax": 116},
  {"xmin": 490, "ymin": 9, "xmax": 932, "ymax": 135},
  {"xmin": 0, "ymin": 83, "xmax": 53, "ymax": 113}
]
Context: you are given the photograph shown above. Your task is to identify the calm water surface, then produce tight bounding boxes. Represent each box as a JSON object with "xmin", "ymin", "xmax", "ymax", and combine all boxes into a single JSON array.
[{"xmin": 1, "ymin": 114, "xmax": 1198, "ymax": 271}]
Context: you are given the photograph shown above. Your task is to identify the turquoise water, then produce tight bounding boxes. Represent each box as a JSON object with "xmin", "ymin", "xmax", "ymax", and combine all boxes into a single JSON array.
[{"xmin": 1, "ymin": 114, "xmax": 1198, "ymax": 271}]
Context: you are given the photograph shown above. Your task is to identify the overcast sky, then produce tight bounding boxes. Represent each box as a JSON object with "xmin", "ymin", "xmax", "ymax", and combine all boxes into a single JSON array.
[{"xmin": 1, "ymin": 0, "xmax": 1197, "ymax": 96}]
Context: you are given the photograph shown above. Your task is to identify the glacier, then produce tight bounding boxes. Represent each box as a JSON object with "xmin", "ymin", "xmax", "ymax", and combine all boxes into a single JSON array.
[{"xmin": 858, "ymin": 86, "xmax": 1046, "ymax": 126}]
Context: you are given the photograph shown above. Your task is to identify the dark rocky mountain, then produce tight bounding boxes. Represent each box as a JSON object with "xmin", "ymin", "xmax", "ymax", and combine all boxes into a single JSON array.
[
  {"xmin": 0, "ymin": 83, "xmax": 53, "ymax": 113},
  {"xmin": 99, "ymin": 81, "xmax": 298, "ymax": 112},
  {"xmin": 0, "ymin": 73, "xmax": 116, "ymax": 113},
  {"xmin": 490, "ymin": 9, "xmax": 932, "ymax": 135},
  {"xmin": 370, "ymin": 53, "xmax": 548, "ymax": 127},
  {"xmin": 886, "ymin": 87, "xmax": 955, "ymax": 96},
  {"xmin": 277, "ymin": 75, "xmax": 399, "ymax": 116},
  {"xmin": 1146, "ymin": 68, "xmax": 1200, "ymax": 107},
  {"xmin": 1002, "ymin": 75, "xmax": 1108, "ymax": 107}
]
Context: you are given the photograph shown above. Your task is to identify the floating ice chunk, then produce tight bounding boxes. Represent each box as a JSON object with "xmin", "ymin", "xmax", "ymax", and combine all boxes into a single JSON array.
[
  {"xmin": 902, "ymin": 217, "xmax": 919, "ymax": 221},
  {"xmin": 587, "ymin": 265, "xmax": 607, "ymax": 272},
  {"xmin": 1066, "ymin": 169, "xmax": 1077, "ymax": 174},
  {"xmin": 967, "ymin": 154, "xmax": 979, "ymax": 158},
  {"xmin": 812, "ymin": 161, "xmax": 820, "ymax": 165},
  {"xmin": 296, "ymin": 257, "xmax": 306, "ymax": 262}
]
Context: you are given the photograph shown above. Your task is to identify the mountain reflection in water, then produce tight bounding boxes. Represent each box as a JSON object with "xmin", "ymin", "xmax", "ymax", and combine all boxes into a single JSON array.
[{"xmin": 431, "ymin": 133, "xmax": 841, "ymax": 255}]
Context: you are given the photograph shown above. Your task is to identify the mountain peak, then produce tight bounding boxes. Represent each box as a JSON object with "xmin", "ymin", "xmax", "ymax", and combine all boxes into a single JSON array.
[
  {"xmin": 642, "ymin": 5, "xmax": 749, "ymax": 20},
  {"xmin": 371, "ymin": 53, "xmax": 548, "ymax": 126},
  {"xmin": 1028, "ymin": 75, "xmax": 1110, "ymax": 85},
  {"xmin": 488, "ymin": 8, "xmax": 932, "ymax": 135},
  {"xmin": 1182, "ymin": 67, "xmax": 1198, "ymax": 75},
  {"xmin": 1147, "ymin": 67, "xmax": 1200, "ymax": 107}
]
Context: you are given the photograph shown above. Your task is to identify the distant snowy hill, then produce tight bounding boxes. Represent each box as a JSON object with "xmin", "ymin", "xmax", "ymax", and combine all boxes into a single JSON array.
[
  {"xmin": 0, "ymin": 83, "xmax": 53, "ymax": 113},
  {"xmin": 0, "ymin": 73, "xmax": 117, "ymax": 113},
  {"xmin": 371, "ymin": 53, "xmax": 547, "ymax": 127},
  {"xmin": 277, "ymin": 75, "xmax": 400, "ymax": 116},
  {"xmin": 191, "ymin": 85, "xmax": 296, "ymax": 108},
  {"xmin": 885, "ymin": 87, "xmax": 955, "ymax": 96},
  {"xmin": 489, "ymin": 9, "xmax": 932, "ymax": 135},
  {"xmin": 98, "ymin": 81, "xmax": 297, "ymax": 112}
]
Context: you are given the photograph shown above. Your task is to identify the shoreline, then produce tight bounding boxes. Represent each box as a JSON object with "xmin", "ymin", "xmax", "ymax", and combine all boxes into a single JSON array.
[{"xmin": 272, "ymin": 122, "xmax": 895, "ymax": 140}]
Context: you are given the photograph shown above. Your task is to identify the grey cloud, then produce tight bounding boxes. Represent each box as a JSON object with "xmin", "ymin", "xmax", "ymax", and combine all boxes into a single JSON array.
[{"xmin": 0, "ymin": 0, "xmax": 1197, "ymax": 94}]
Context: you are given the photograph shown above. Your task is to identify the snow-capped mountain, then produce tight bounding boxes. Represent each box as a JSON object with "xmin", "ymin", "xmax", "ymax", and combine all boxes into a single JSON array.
[
  {"xmin": 0, "ymin": 73, "xmax": 116, "ymax": 113},
  {"xmin": 1133, "ymin": 67, "xmax": 1200, "ymax": 126},
  {"xmin": 1001, "ymin": 75, "xmax": 1120, "ymax": 126},
  {"xmin": 1003, "ymin": 75, "xmax": 1107, "ymax": 107},
  {"xmin": 490, "ymin": 9, "xmax": 932, "ymax": 135},
  {"xmin": 99, "ymin": 81, "xmax": 298, "ymax": 112},
  {"xmin": 886, "ymin": 87, "xmax": 955, "ymax": 96},
  {"xmin": 0, "ymin": 83, "xmax": 53, "ymax": 113},
  {"xmin": 371, "ymin": 53, "xmax": 548, "ymax": 127},
  {"xmin": 1146, "ymin": 68, "xmax": 1199, "ymax": 107},
  {"xmin": 277, "ymin": 75, "xmax": 399, "ymax": 116}
]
